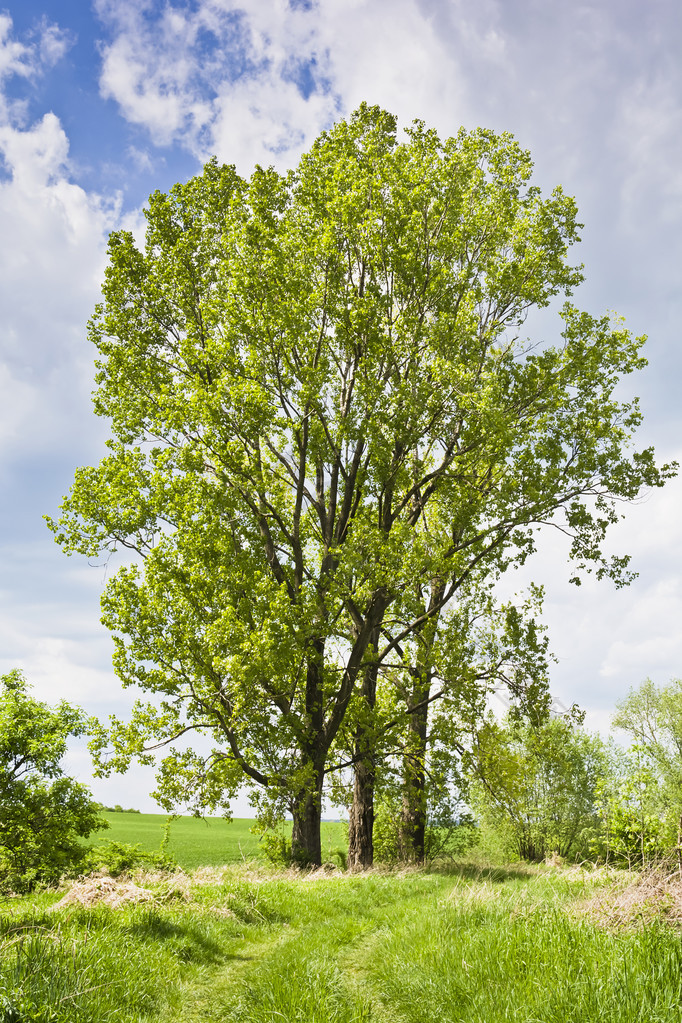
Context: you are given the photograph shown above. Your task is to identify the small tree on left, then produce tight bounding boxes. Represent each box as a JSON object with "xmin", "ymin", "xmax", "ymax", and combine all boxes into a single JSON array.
[{"xmin": 0, "ymin": 670, "xmax": 107, "ymax": 891}]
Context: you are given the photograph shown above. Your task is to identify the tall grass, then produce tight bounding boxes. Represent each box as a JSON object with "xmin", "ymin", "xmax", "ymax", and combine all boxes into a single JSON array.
[
  {"xmin": 354, "ymin": 870, "xmax": 682, "ymax": 1022},
  {"xmin": 173, "ymin": 866, "xmax": 682, "ymax": 1023},
  {"xmin": 4, "ymin": 864, "xmax": 682, "ymax": 1022},
  {"xmin": 0, "ymin": 884, "xmax": 252, "ymax": 1022}
]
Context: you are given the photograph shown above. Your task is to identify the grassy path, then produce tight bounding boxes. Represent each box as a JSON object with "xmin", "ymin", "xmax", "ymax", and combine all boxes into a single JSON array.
[
  {"xmin": 5, "ymin": 864, "xmax": 682, "ymax": 1021},
  {"xmin": 161, "ymin": 866, "xmax": 682, "ymax": 1023},
  {"xmin": 164, "ymin": 871, "xmax": 451, "ymax": 1023}
]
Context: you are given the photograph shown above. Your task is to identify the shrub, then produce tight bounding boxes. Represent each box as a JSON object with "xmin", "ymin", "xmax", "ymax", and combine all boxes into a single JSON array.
[
  {"xmin": 470, "ymin": 713, "xmax": 607, "ymax": 862},
  {"xmin": 0, "ymin": 670, "xmax": 108, "ymax": 891},
  {"xmin": 373, "ymin": 790, "xmax": 478, "ymax": 864},
  {"xmin": 259, "ymin": 832, "xmax": 293, "ymax": 867}
]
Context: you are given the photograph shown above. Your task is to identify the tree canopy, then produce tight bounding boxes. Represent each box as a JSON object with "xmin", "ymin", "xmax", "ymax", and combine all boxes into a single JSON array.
[{"xmin": 49, "ymin": 104, "xmax": 674, "ymax": 865}]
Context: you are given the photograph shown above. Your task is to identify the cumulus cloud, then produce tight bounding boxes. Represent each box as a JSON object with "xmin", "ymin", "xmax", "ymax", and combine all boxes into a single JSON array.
[
  {"xmin": 36, "ymin": 18, "xmax": 74, "ymax": 69},
  {"xmin": 94, "ymin": 0, "xmax": 341, "ymax": 170},
  {"xmin": 0, "ymin": 12, "xmax": 34, "ymax": 83},
  {"xmin": 90, "ymin": 0, "xmax": 682, "ymax": 297},
  {"xmin": 0, "ymin": 17, "xmax": 119, "ymax": 462},
  {"xmin": 0, "ymin": 12, "xmax": 73, "ymax": 105},
  {"xmin": 0, "ymin": 116, "xmax": 119, "ymax": 459}
]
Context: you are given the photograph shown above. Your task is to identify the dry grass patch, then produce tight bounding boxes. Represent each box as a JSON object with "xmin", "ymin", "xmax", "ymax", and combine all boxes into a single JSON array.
[
  {"xmin": 53, "ymin": 874, "xmax": 157, "ymax": 910},
  {"xmin": 52, "ymin": 868, "xmax": 199, "ymax": 910},
  {"xmin": 577, "ymin": 865, "xmax": 682, "ymax": 929}
]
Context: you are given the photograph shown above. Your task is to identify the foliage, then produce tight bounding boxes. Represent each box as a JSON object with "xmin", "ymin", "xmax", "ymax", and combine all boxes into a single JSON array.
[
  {"xmin": 372, "ymin": 786, "xmax": 477, "ymax": 864},
  {"xmin": 338, "ymin": 584, "xmax": 554, "ymax": 866},
  {"xmin": 257, "ymin": 830, "xmax": 293, "ymax": 868},
  {"xmin": 0, "ymin": 670, "xmax": 107, "ymax": 892},
  {"xmin": 613, "ymin": 678, "xmax": 682, "ymax": 817},
  {"xmin": 592, "ymin": 745, "xmax": 675, "ymax": 866},
  {"xmin": 84, "ymin": 838, "xmax": 177, "ymax": 876},
  {"xmin": 100, "ymin": 805, "xmax": 142, "ymax": 813},
  {"xmin": 469, "ymin": 712, "xmax": 608, "ymax": 861},
  {"xmin": 48, "ymin": 103, "xmax": 674, "ymax": 864},
  {"xmin": 593, "ymin": 679, "xmax": 682, "ymax": 866}
]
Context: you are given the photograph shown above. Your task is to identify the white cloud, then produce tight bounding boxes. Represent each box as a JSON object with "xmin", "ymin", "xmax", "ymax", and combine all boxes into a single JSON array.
[
  {"xmin": 0, "ymin": 12, "xmax": 73, "ymax": 98},
  {"xmin": 0, "ymin": 17, "xmax": 120, "ymax": 461},
  {"xmin": 0, "ymin": 109, "xmax": 68, "ymax": 188},
  {"xmin": 94, "ymin": 0, "xmax": 342, "ymax": 169},
  {"xmin": 0, "ymin": 114, "xmax": 119, "ymax": 457},
  {"xmin": 125, "ymin": 144, "xmax": 155, "ymax": 173},
  {"xmin": 91, "ymin": 0, "xmax": 477, "ymax": 173},
  {"xmin": 0, "ymin": 12, "xmax": 33, "ymax": 83},
  {"xmin": 36, "ymin": 18, "xmax": 74, "ymax": 69},
  {"xmin": 312, "ymin": 0, "xmax": 466, "ymax": 130},
  {"xmin": 0, "ymin": 635, "xmax": 113, "ymax": 706}
]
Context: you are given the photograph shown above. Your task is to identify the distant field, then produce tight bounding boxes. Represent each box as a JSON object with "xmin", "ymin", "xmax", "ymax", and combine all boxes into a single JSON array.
[{"xmin": 89, "ymin": 813, "xmax": 347, "ymax": 870}]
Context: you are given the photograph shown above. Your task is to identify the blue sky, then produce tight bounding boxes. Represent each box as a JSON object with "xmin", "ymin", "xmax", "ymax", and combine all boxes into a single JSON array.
[{"xmin": 1, "ymin": 0, "xmax": 681, "ymax": 812}]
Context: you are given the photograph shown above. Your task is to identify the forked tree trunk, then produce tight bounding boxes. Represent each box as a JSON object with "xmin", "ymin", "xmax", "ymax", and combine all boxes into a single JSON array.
[{"xmin": 399, "ymin": 583, "xmax": 444, "ymax": 864}]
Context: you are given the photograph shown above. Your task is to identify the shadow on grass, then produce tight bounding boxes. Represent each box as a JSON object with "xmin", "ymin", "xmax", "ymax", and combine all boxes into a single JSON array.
[
  {"xmin": 0, "ymin": 909, "xmax": 70, "ymax": 938},
  {"xmin": 126, "ymin": 910, "xmax": 234, "ymax": 965},
  {"xmin": 434, "ymin": 862, "xmax": 535, "ymax": 884}
]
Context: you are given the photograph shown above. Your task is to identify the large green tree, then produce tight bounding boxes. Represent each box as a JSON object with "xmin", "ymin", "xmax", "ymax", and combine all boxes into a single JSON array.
[{"xmin": 50, "ymin": 105, "xmax": 673, "ymax": 865}]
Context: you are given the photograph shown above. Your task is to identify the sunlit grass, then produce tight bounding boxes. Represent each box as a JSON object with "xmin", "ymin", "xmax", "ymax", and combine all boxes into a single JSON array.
[
  {"xmin": 88, "ymin": 813, "xmax": 348, "ymax": 870},
  {"xmin": 4, "ymin": 863, "xmax": 682, "ymax": 1021}
]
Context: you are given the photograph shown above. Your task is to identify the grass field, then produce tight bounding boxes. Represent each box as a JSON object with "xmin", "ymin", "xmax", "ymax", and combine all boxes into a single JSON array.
[
  {"xmin": 90, "ymin": 812, "xmax": 348, "ymax": 869},
  {"xmin": 4, "ymin": 863, "xmax": 682, "ymax": 1022}
]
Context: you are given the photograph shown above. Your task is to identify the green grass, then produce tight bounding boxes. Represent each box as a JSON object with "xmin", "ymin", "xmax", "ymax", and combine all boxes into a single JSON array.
[
  {"xmin": 4, "ymin": 864, "xmax": 682, "ymax": 1022},
  {"xmin": 0, "ymin": 881, "xmax": 249, "ymax": 1022},
  {"xmin": 88, "ymin": 813, "xmax": 348, "ymax": 870}
]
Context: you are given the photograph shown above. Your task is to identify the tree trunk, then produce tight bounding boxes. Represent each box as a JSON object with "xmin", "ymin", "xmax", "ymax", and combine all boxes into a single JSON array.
[
  {"xmin": 291, "ymin": 781, "xmax": 323, "ymax": 866},
  {"xmin": 348, "ymin": 752, "xmax": 375, "ymax": 869},
  {"xmin": 348, "ymin": 626, "xmax": 380, "ymax": 870},
  {"xmin": 398, "ymin": 583, "xmax": 444, "ymax": 864},
  {"xmin": 400, "ymin": 679, "xmax": 429, "ymax": 863},
  {"xmin": 290, "ymin": 640, "xmax": 326, "ymax": 867}
]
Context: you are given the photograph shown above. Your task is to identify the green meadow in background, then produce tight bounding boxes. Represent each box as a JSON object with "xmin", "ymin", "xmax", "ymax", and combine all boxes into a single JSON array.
[{"xmin": 91, "ymin": 812, "xmax": 347, "ymax": 870}]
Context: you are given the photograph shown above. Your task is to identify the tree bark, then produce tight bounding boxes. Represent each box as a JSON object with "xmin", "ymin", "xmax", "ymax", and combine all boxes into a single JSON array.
[
  {"xmin": 348, "ymin": 626, "xmax": 380, "ymax": 870},
  {"xmin": 400, "ymin": 676, "xmax": 429, "ymax": 863},
  {"xmin": 398, "ymin": 583, "xmax": 444, "ymax": 863},
  {"xmin": 291, "ymin": 780, "xmax": 323, "ymax": 866},
  {"xmin": 348, "ymin": 751, "xmax": 375, "ymax": 870},
  {"xmin": 290, "ymin": 640, "xmax": 327, "ymax": 867}
]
